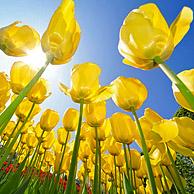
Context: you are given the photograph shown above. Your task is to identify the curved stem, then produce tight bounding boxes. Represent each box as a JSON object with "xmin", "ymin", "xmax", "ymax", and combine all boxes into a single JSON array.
[
  {"xmin": 65, "ymin": 102, "xmax": 84, "ymax": 194},
  {"xmin": 154, "ymin": 56, "xmax": 194, "ymax": 109},
  {"xmin": 131, "ymin": 107, "xmax": 157, "ymax": 194}
]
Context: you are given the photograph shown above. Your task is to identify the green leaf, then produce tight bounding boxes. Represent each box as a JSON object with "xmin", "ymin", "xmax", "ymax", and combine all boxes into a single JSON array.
[
  {"xmin": 0, "ymin": 155, "xmax": 28, "ymax": 194},
  {"xmin": 13, "ymin": 177, "xmax": 31, "ymax": 194},
  {"xmin": 123, "ymin": 174, "xmax": 133, "ymax": 194}
]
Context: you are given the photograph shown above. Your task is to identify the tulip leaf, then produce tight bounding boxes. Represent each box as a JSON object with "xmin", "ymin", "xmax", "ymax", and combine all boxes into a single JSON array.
[
  {"xmin": 13, "ymin": 177, "xmax": 31, "ymax": 194},
  {"xmin": 0, "ymin": 156, "xmax": 27, "ymax": 194},
  {"xmin": 123, "ymin": 173, "xmax": 133, "ymax": 194}
]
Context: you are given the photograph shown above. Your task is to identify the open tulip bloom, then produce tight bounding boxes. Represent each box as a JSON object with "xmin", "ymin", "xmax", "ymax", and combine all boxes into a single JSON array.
[{"xmin": 0, "ymin": 1, "xmax": 194, "ymax": 194}]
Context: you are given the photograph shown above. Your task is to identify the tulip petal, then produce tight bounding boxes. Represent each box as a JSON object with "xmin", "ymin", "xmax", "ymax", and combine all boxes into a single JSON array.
[
  {"xmin": 59, "ymin": 82, "xmax": 71, "ymax": 96},
  {"xmin": 93, "ymin": 85, "xmax": 113, "ymax": 102},
  {"xmin": 170, "ymin": 7, "xmax": 193, "ymax": 47}
]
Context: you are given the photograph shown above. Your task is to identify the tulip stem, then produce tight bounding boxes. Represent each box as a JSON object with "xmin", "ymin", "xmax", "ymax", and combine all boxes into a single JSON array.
[
  {"xmin": 133, "ymin": 170, "xmax": 137, "ymax": 194},
  {"xmin": 99, "ymin": 141, "xmax": 102, "ymax": 194},
  {"xmin": 0, "ymin": 56, "xmax": 52, "ymax": 135},
  {"xmin": 118, "ymin": 167, "xmax": 122, "ymax": 194},
  {"xmin": 154, "ymin": 56, "xmax": 194, "ymax": 109},
  {"xmin": 166, "ymin": 144, "xmax": 186, "ymax": 193},
  {"xmin": 131, "ymin": 107, "xmax": 157, "ymax": 194},
  {"xmin": 93, "ymin": 127, "xmax": 99, "ymax": 194},
  {"xmin": 65, "ymin": 102, "xmax": 84, "ymax": 194},
  {"xmin": 127, "ymin": 144, "xmax": 134, "ymax": 190},
  {"xmin": 39, "ymin": 149, "xmax": 46, "ymax": 172},
  {"xmin": 123, "ymin": 143, "xmax": 133, "ymax": 193},
  {"xmin": 114, "ymin": 155, "xmax": 118, "ymax": 192},
  {"xmin": 159, "ymin": 164, "xmax": 171, "ymax": 194}
]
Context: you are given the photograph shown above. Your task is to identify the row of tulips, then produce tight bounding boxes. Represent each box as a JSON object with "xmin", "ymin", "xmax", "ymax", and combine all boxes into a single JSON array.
[{"xmin": 0, "ymin": 0, "xmax": 194, "ymax": 193}]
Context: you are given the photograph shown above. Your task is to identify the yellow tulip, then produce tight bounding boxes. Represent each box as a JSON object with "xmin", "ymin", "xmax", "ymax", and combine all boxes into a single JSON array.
[
  {"xmin": 0, "ymin": 72, "xmax": 10, "ymax": 111},
  {"xmin": 79, "ymin": 141, "xmax": 92, "ymax": 161},
  {"xmin": 107, "ymin": 137, "xmax": 122, "ymax": 156},
  {"xmin": 110, "ymin": 112, "xmax": 135, "ymax": 144},
  {"xmin": 27, "ymin": 78, "xmax": 51, "ymax": 104},
  {"xmin": 2, "ymin": 121, "xmax": 15, "ymax": 136},
  {"xmin": 40, "ymin": 109, "xmax": 60, "ymax": 131},
  {"xmin": 102, "ymin": 155, "xmax": 113, "ymax": 176},
  {"xmin": 136, "ymin": 156, "xmax": 147, "ymax": 178},
  {"xmin": 41, "ymin": 0, "xmax": 81, "ymax": 64},
  {"xmin": 57, "ymin": 127, "xmax": 71, "ymax": 144},
  {"xmin": 84, "ymin": 101, "xmax": 106, "ymax": 127},
  {"xmin": 42, "ymin": 131, "xmax": 55, "ymax": 149},
  {"xmin": 80, "ymin": 122, "xmax": 90, "ymax": 141},
  {"xmin": 15, "ymin": 98, "xmax": 41, "ymax": 122},
  {"xmin": 10, "ymin": 61, "xmax": 37, "ymax": 94},
  {"xmin": 127, "ymin": 149, "xmax": 141, "ymax": 170},
  {"xmin": 34, "ymin": 123, "xmax": 49, "ymax": 141},
  {"xmin": 26, "ymin": 132, "xmax": 38, "ymax": 148},
  {"xmin": 59, "ymin": 62, "xmax": 113, "ymax": 104},
  {"xmin": 118, "ymin": 3, "xmax": 193, "ymax": 70},
  {"xmin": 0, "ymin": 21, "xmax": 40, "ymax": 57},
  {"xmin": 116, "ymin": 151, "xmax": 125, "ymax": 167},
  {"xmin": 111, "ymin": 76, "xmax": 148, "ymax": 111},
  {"xmin": 172, "ymin": 69, "xmax": 194, "ymax": 112},
  {"xmin": 63, "ymin": 108, "xmax": 79, "ymax": 131},
  {"xmin": 53, "ymin": 139, "xmax": 63, "ymax": 154},
  {"xmin": 91, "ymin": 119, "xmax": 111, "ymax": 141}
]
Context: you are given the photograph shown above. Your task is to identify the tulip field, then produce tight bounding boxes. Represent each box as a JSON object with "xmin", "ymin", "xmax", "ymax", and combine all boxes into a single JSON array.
[{"xmin": 0, "ymin": 0, "xmax": 194, "ymax": 194}]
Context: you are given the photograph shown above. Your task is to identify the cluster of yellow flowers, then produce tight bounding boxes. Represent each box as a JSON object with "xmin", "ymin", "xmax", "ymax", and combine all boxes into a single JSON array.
[{"xmin": 0, "ymin": 1, "xmax": 193, "ymax": 194}]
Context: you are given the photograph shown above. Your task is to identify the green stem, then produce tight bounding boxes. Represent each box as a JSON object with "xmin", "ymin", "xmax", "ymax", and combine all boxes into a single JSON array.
[
  {"xmin": 166, "ymin": 166, "xmax": 180, "ymax": 194},
  {"xmin": 127, "ymin": 144, "xmax": 134, "ymax": 190},
  {"xmin": 131, "ymin": 107, "xmax": 157, "ymax": 194},
  {"xmin": 118, "ymin": 167, "xmax": 122, "ymax": 194},
  {"xmin": 154, "ymin": 56, "xmax": 194, "ymax": 109},
  {"xmin": 123, "ymin": 143, "xmax": 133, "ymax": 194},
  {"xmin": 159, "ymin": 164, "xmax": 171, "ymax": 194},
  {"xmin": 65, "ymin": 102, "xmax": 84, "ymax": 194},
  {"xmin": 114, "ymin": 155, "xmax": 118, "ymax": 192},
  {"xmin": 99, "ymin": 141, "xmax": 102, "ymax": 194},
  {"xmin": 159, "ymin": 176, "xmax": 165, "ymax": 193},
  {"xmin": 93, "ymin": 126, "xmax": 99, "ymax": 194},
  {"xmin": 166, "ymin": 144, "xmax": 186, "ymax": 193},
  {"xmin": 0, "ymin": 56, "xmax": 52, "ymax": 134},
  {"xmin": 133, "ymin": 170, "xmax": 137, "ymax": 194},
  {"xmin": 39, "ymin": 149, "xmax": 46, "ymax": 172}
]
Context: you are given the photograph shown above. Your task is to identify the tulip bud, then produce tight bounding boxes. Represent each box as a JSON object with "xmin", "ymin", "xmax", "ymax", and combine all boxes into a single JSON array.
[
  {"xmin": 40, "ymin": 109, "xmax": 59, "ymax": 131},
  {"xmin": 112, "ymin": 76, "xmax": 148, "ymax": 111},
  {"xmin": 110, "ymin": 112, "xmax": 135, "ymax": 144},
  {"xmin": 0, "ymin": 21, "xmax": 40, "ymax": 57},
  {"xmin": 10, "ymin": 61, "xmax": 37, "ymax": 94},
  {"xmin": 26, "ymin": 132, "xmax": 38, "ymax": 148},
  {"xmin": 63, "ymin": 108, "xmax": 79, "ymax": 132}
]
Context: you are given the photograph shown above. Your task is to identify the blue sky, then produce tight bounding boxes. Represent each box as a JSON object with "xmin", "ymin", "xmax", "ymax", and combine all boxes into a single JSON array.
[{"xmin": 0, "ymin": 0, "xmax": 194, "ymax": 145}]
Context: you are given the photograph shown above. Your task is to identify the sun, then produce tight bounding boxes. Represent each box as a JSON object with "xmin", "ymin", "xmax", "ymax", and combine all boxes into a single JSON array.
[{"xmin": 21, "ymin": 46, "xmax": 46, "ymax": 70}]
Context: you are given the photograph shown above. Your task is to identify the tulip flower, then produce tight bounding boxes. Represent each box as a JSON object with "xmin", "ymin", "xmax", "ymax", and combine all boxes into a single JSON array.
[
  {"xmin": 63, "ymin": 108, "xmax": 79, "ymax": 131},
  {"xmin": 0, "ymin": 21, "xmax": 40, "ymax": 57},
  {"xmin": 41, "ymin": 0, "xmax": 81, "ymax": 64},
  {"xmin": 15, "ymin": 98, "xmax": 41, "ymax": 122},
  {"xmin": 26, "ymin": 132, "xmax": 38, "ymax": 149},
  {"xmin": 118, "ymin": 3, "xmax": 194, "ymax": 110},
  {"xmin": 111, "ymin": 76, "xmax": 147, "ymax": 111},
  {"xmin": 107, "ymin": 137, "xmax": 122, "ymax": 156},
  {"xmin": 10, "ymin": 61, "xmax": 37, "ymax": 94},
  {"xmin": 172, "ymin": 68, "xmax": 194, "ymax": 112},
  {"xmin": 57, "ymin": 127, "xmax": 71, "ymax": 145},
  {"xmin": 84, "ymin": 101, "xmax": 106, "ymax": 127},
  {"xmin": 79, "ymin": 141, "xmax": 92, "ymax": 161},
  {"xmin": 59, "ymin": 62, "xmax": 112, "ymax": 104},
  {"xmin": 0, "ymin": 72, "xmax": 10, "ymax": 111},
  {"xmin": 40, "ymin": 109, "xmax": 59, "ymax": 131},
  {"xmin": 110, "ymin": 112, "xmax": 135, "ymax": 144},
  {"xmin": 42, "ymin": 131, "xmax": 55, "ymax": 150},
  {"xmin": 118, "ymin": 3, "xmax": 193, "ymax": 70},
  {"xmin": 80, "ymin": 122, "xmax": 90, "ymax": 141},
  {"xmin": 27, "ymin": 78, "xmax": 51, "ymax": 104}
]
